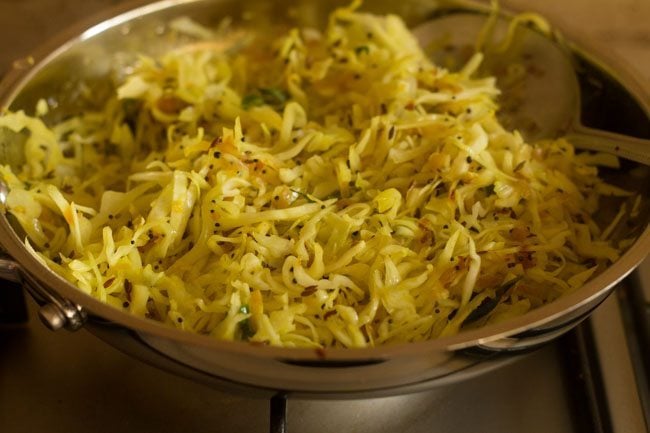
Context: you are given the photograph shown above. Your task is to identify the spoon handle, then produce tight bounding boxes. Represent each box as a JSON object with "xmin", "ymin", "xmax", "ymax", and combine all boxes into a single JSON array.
[{"xmin": 565, "ymin": 126, "xmax": 650, "ymax": 166}]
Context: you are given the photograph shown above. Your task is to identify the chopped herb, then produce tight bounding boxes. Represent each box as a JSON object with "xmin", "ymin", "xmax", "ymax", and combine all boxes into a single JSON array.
[
  {"xmin": 259, "ymin": 87, "xmax": 288, "ymax": 107},
  {"xmin": 243, "ymin": 87, "xmax": 290, "ymax": 111},
  {"xmin": 241, "ymin": 94, "xmax": 265, "ymax": 110},
  {"xmin": 482, "ymin": 184, "xmax": 495, "ymax": 195},
  {"xmin": 355, "ymin": 45, "xmax": 370, "ymax": 55},
  {"xmin": 238, "ymin": 318, "xmax": 255, "ymax": 340}
]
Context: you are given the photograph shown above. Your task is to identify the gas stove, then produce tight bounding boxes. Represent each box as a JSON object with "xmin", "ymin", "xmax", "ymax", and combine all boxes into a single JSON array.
[
  {"xmin": 1, "ymin": 261, "xmax": 648, "ymax": 433},
  {"xmin": 1, "ymin": 1, "xmax": 649, "ymax": 432}
]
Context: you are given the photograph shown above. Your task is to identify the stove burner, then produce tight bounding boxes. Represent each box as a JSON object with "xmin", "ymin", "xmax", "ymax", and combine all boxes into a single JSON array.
[{"xmin": 0, "ymin": 280, "xmax": 27, "ymax": 325}]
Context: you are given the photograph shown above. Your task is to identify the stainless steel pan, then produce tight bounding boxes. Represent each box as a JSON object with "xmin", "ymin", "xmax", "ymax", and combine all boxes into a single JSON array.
[{"xmin": 0, "ymin": 0, "xmax": 648, "ymax": 398}]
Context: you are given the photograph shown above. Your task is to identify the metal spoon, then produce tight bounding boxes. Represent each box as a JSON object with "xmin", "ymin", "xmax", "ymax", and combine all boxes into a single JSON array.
[{"xmin": 414, "ymin": 11, "xmax": 650, "ymax": 166}]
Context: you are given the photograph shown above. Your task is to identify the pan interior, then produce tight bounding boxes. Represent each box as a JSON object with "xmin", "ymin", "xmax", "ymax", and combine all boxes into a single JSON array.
[{"xmin": 0, "ymin": 0, "xmax": 648, "ymax": 353}]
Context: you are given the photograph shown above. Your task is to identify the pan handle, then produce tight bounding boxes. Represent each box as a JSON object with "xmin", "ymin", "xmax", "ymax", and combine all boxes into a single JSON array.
[
  {"xmin": 0, "ymin": 256, "xmax": 21, "ymax": 282},
  {"xmin": 0, "ymin": 255, "xmax": 86, "ymax": 331}
]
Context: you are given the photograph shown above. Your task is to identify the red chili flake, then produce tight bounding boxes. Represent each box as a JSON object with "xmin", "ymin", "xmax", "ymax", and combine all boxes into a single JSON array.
[
  {"xmin": 510, "ymin": 226, "xmax": 529, "ymax": 242},
  {"xmin": 315, "ymin": 348, "xmax": 327, "ymax": 359},
  {"xmin": 249, "ymin": 341, "xmax": 266, "ymax": 347},
  {"xmin": 419, "ymin": 230, "xmax": 434, "ymax": 245},
  {"xmin": 515, "ymin": 251, "xmax": 536, "ymax": 269},
  {"xmin": 124, "ymin": 279, "xmax": 133, "ymax": 301}
]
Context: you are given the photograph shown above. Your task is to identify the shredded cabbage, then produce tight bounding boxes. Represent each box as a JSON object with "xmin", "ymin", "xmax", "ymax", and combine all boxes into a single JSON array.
[{"xmin": 0, "ymin": 3, "xmax": 633, "ymax": 348}]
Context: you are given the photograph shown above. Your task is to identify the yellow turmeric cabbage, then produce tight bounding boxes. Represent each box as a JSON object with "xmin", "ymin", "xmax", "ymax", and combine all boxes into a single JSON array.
[{"xmin": 0, "ymin": 3, "xmax": 631, "ymax": 348}]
